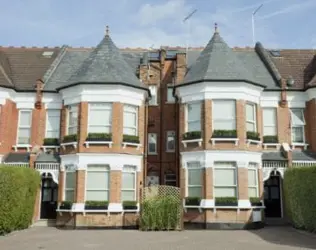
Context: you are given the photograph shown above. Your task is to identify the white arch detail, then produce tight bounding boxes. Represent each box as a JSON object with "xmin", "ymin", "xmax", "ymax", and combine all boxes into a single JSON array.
[
  {"xmin": 35, "ymin": 163, "xmax": 60, "ymax": 184},
  {"xmin": 262, "ymin": 161, "xmax": 287, "ymax": 181}
]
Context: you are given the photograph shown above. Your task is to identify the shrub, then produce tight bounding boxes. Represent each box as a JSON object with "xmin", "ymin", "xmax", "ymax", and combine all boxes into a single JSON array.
[
  {"xmin": 59, "ymin": 201, "xmax": 73, "ymax": 210},
  {"xmin": 215, "ymin": 197, "xmax": 238, "ymax": 206},
  {"xmin": 185, "ymin": 196, "xmax": 201, "ymax": 206},
  {"xmin": 62, "ymin": 134, "xmax": 77, "ymax": 143},
  {"xmin": 284, "ymin": 166, "xmax": 316, "ymax": 233},
  {"xmin": 263, "ymin": 135, "xmax": 278, "ymax": 143},
  {"xmin": 212, "ymin": 130, "xmax": 237, "ymax": 138},
  {"xmin": 182, "ymin": 131, "xmax": 201, "ymax": 140},
  {"xmin": 0, "ymin": 166, "xmax": 40, "ymax": 235},
  {"xmin": 246, "ymin": 131, "xmax": 260, "ymax": 141},
  {"xmin": 86, "ymin": 133, "xmax": 112, "ymax": 141},
  {"xmin": 122, "ymin": 200, "xmax": 138, "ymax": 210},
  {"xmin": 43, "ymin": 138, "xmax": 59, "ymax": 145},
  {"xmin": 122, "ymin": 135, "xmax": 140, "ymax": 143},
  {"xmin": 84, "ymin": 200, "xmax": 108, "ymax": 210},
  {"xmin": 140, "ymin": 195, "xmax": 181, "ymax": 231}
]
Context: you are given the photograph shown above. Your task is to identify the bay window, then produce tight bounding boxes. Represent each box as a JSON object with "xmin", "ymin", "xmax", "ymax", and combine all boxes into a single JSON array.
[
  {"xmin": 17, "ymin": 110, "xmax": 32, "ymax": 144},
  {"xmin": 246, "ymin": 102, "xmax": 257, "ymax": 132},
  {"xmin": 86, "ymin": 164, "xmax": 110, "ymax": 201},
  {"xmin": 67, "ymin": 105, "xmax": 78, "ymax": 135},
  {"xmin": 121, "ymin": 165, "xmax": 137, "ymax": 201},
  {"xmin": 46, "ymin": 110, "xmax": 60, "ymax": 138},
  {"xmin": 212, "ymin": 100, "xmax": 236, "ymax": 130},
  {"xmin": 123, "ymin": 105, "xmax": 138, "ymax": 136},
  {"xmin": 290, "ymin": 108, "xmax": 305, "ymax": 143},
  {"xmin": 64, "ymin": 165, "xmax": 76, "ymax": 201},
  {"xmin": 187, "ymin": 162, "xmax": 202, "ymax": 197},
  {"xmin": 186, "ymin": 102, "xmax": 201, "ymax": 132},
  {"xmin": 214, "ymin": 162, "xmax": 237, "ymax": 197},
  {"xmin": 88, "ymin": 103, "xmax": 112, "ymax": 133},
  {"xmin": 248, "ymin": 163, "xmax": 259, "ymax": 198},
  {"xmin": 263, "ymin": 108, "xmax": 277, "ymax": 136}
]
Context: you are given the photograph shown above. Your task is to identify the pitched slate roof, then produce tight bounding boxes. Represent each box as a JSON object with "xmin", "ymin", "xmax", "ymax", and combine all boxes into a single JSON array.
[
  {"xmin": 56, "ymin": 30, "xmax": 146, "ymax": 91},
  {"xmin": 3, "ymin": 152, "xmax": 30, "ymax": 163},
  {"xmin": 35, "ymin": 152, "xmax": 60, "ymax": 163},
  {"xmin": 181, "ymin": 28, "xmax": 260, "ymax": 86},
  {"xmin": 292, "ymin": 151, "xmax": 316, "ymax": 161},
  {"xmin": 262, "ymin": 151, "xmax": 287, "ymax": 161},
  {"xmin": 0, "ymin": 47, "xmax": 61, "ymax": 90}
]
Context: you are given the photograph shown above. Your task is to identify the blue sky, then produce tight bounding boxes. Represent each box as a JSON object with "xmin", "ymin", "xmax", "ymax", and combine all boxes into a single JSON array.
[{"xmin": 0, "ymin": 0, "xmax": 315, "ymax": 49}]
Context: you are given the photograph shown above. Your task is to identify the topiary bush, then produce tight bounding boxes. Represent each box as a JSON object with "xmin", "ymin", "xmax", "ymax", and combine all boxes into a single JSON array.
[
  {"xmin": 0, "ymin": 166, "xmax": 41, "ymax": 235},
  {"xmin": 140, "ymin": 195, "xmax": 181, "ymax": 231},
  {"xmin": 283, "ymin": 166, "xmax": 316, "ymax": 233}
]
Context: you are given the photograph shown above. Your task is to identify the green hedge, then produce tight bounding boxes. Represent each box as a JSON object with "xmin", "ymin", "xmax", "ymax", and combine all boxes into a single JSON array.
[
  {"xmin": 0, "ymin": 166, "xmax": 41, "ymax": 235},
  {"xmin": 283, "ymin": 166, "xmax": 316, "ymax": 232},
  {"xmin": 140, "ymin": 196, "xmax": 181, "ymax": 231}
]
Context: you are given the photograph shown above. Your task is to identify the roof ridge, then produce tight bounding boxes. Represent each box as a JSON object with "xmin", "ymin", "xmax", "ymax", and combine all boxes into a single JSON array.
[{"xmin": 42, "ymin": 45, "xmax": 68, "ymax": 83}]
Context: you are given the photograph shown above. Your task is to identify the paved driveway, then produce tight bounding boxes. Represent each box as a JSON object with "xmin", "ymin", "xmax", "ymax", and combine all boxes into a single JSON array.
[{"xmin": 1, "ymin": 226, "xmax": 316, "ymax": 250}]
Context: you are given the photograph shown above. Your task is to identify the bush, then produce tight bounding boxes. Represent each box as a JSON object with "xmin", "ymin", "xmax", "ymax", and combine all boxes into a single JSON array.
[
  {"xmin": 215, "ymin": 197, "xmax": 238, "ymax": 206},
  {"xmin": 140, "ymin": 195, "xmax": 181, "ymax": 231},
  {"xmin": 284, "ymin": 166, "xmax": 316, "ymax": 233},
  {"xmin": 0, "ymin": 166, "xmax": 40, "ymax": 235},
  {"xmin": 43, "ymin": 138, "xmax": 59, "ymax": 145},
  {"xmin": 122, "ymin": 135, "xmax": 140, "ymax": 143},
  {"xmin": 86, "ymin": 133, "xmax": 112, "ymax": 141},
  {"xmin": 182, "ymin": 131, "xmax": 201, "ymax": 140},
  {"xmin": 212, "ymin": 130, "xmax": 237, "ymax": 138},
  {"xmin": 62, "ymin": 134, "xmax": 77, "ymax": 143}
]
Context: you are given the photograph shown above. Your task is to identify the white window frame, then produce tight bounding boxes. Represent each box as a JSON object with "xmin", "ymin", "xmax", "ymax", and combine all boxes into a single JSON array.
[
  {"xmin": 246, "ymin": 102, "xmax": 257, "ymax": 132},
  {"xmin": 186, "ymin": 161, "xmax": 203, "ymax": 198},
  {"xmin": 167, "ymin": 87, "xmax": 175, "ymax": 103},
  {"xmin": 248, "ymin": 163, "xmax": 259, "ymax": 198},
  {"xmin": 88, "ymin": 103, "xmax": 112, "ymax": 134},
  {"xmin": 166, "ymin": 131, "xmax": 175, "ymax": 152},
  {"xmin": 121, "ymin": 165, "xmax": 137, "ymax": 201},
  {"xmin": 67, "ymin": 105, "xmax": 78, "ymax": 135},
  {"xmin": 149, "ymin": 85, "xmax": 157, "ymax": 105},
  {"xmin": 290, "ymin": 108, "xmax": 306, "ymax": 143},
  {"xmin": 148, "ymin": 133, "xmax": 157, "ymax": 155},
  {"xmin": 186, "ymin": 102, "xmax": 201, "ymax": 132},
  {"xmin": 262, "ymin": 108, "xmax": 277, "ymax": 136},
  {"xmin": 64, "ymin": 165, "xmax": 76, "ymax": 202},
  {"xmin": 213, "ymin": 162, "xmax": 238, "ymax": 198},
  {"xmin": 212, "ymin": 100, "xmax": 236, "ymax": 131},
  {"xmin": 46, "ymin": 109, "xmax": 61, "ymax": 138},
  {"xmin": 123, "ymin": 105, "xmax": 138, "ymax": 136},
  {"xmin": 17, "ymin": 109, "xmax": 32, "ymax": 144},
  {"xmin": 85, "ymin": 164, "xmax": 110, "ymax": 201}
]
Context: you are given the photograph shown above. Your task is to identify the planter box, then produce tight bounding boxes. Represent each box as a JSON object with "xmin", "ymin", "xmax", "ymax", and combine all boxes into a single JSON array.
[
  {"xmin": 185, "ymin": 198, "xmax": 201, "ymax": 206},
  {"xmin": 123, "ymin": 206, "xmax": 138, "ymax": 210},
  {"xmin": 84, "ymin": 205, "xmax": 108, "ymax": 210},
  {"xmin": 247, "ymin": 137, "xmax": 260, "ymax": 141},
  {"xmin": 251, "ymin": 202, "xmax": 263, "ymax": 207},
  {"xmin": 86, "ymin": 137, "xmax": 111, "ymax": 142},
  {"xmin": 215, "ymin": 202, "xmax": 238, "ymax": 206},
  {"xmin": 212, "ymin": 135, "xmax": 237, "ymax": 139},
  {"xmin": 60, "ymin": 204, "xmax": 72, "ymax": 210}
]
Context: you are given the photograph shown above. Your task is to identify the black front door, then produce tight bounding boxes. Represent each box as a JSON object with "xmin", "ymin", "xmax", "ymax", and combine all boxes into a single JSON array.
[
  {"xmin": 264, "ymin": 174, "xmax": 281, "ymax": 218},
  {"xmin": 40, "ymin": 177, "xmax": 58, "ymax": 219}
]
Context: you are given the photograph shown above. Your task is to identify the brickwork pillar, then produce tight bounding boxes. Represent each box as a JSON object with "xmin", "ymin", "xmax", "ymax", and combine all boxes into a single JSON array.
[
  {"xmin": 203, "ymin": 100, "xmax": 212, "ymax": 149},
  {"xmin": 237, "ymin": 167, "xmax": 248, "ymax": 200},
  {"xmin": 112, "ymin": 103, "xmax": 123, "ymax": 150},
  {"xmin": 110, "ymin": 170, "xmax": 122, "ymax": 203},
  {"xmin": 76, "ymin": 170, "xmax": 85, "ymax": 203},
  {"xmin": 204, "ymin": 168, "xmax": 213, "ymax": 199},
  {"xmin": 58, "ymin": 171, "xmax": 65, "ymax": 203},
  {"xmin": 236, "ymin": 100, "xmax": 246, "ymax": 148}
]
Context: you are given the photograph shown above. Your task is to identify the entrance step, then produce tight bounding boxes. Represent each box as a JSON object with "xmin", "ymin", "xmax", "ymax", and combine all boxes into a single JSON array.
[
  {"xmin": 33, "ymin": 219, "xmax": 56, "ymax": 227},
  {"xmin": 265, "ymin": 218, "xmax": 289, "ymax": 226}
]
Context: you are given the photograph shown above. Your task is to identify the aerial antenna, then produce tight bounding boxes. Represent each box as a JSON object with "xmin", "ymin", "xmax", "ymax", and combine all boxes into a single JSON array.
[
  {"xmin": 252, "ymin": 4, "xmax": 263, "ymax": 45},
  {"xmin": 183, "ymin": 9, "xmax": 197, "ymax": 66}
]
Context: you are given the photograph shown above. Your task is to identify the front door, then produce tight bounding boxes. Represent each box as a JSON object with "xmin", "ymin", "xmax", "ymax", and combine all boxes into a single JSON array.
[
  {"xmin": 40, "ymin": 177, "xmax": 58, "ymax": 219},
  {"xmin": 264, "ymin": 173, "xmax": 281, "ymax": 218}
]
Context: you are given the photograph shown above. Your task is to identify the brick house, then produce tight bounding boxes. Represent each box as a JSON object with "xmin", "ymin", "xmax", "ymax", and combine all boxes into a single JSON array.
[{"xmin": 1, "ymin": 25, "xmax": 316, "ymax": 229}]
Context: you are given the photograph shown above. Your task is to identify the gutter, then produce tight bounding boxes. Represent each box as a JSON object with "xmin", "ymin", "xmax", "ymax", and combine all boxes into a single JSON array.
[{"xmin": 143, "ymin": 99, "xmax": 149, "ymax": 188}]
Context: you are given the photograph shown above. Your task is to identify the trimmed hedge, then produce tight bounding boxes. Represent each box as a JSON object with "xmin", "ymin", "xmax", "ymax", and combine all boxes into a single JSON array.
[
  {"xmin": 284, "ymin": 166, "xmax": 316, "ymax": 233},
  {"xmin": 0, "ymin": 166, "xmax": 40, "ymax": 235},
  {"xmin": 140, "ymin": 196, "xmax": 181, "ymax": 231}
]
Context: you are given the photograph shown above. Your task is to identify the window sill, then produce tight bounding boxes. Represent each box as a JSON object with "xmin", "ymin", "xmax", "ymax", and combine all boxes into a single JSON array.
[
  {"xmin": 246, "ymin": 139, "xmax": 262, "ymax": 147},
  {"xmin": 210, "ymin": 138, "xmax": 239, "ymax": 146},
  {"xmin": 42, "ymin": 145, "xmax": 60, "ymax": 152},
  {"xmin": 291, "ymin": 143, "xmax": 308, "ymax": 150},
  {"xmin": 60, "ymin": 142, "xmax": 77, "ymax": 150},
  {"xmin": 84, "ymin": 141, "xmax": 113, "ymax": 148},
  {"xmin": 182, "ymin": 138, "xmax": 202, "ymax": 148},
  {"xmin": 57, "ymin": 205, "xmax": 140, "ymax": 216},
  {"xmin": 183, "ymin": 205, "xmax": 265, "ymax": 214},
  {"xmin": 122, "ymin": 142, "xmax": 142, "ymax": 150},
  {"xmin": 12, "ymin": 144, "xmax": 32, "ymax": 152},
  {"xmin": 263, "ymin": 143, "xmax": 281, "ymax": 150}
]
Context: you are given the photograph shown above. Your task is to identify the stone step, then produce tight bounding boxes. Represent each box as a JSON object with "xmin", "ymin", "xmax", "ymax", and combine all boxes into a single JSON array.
[{"xmin": 33, "ymin": 219, "xmax": 56, "ymax": 227}]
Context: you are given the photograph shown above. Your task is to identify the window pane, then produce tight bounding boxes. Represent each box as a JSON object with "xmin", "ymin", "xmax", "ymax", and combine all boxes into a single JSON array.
[
  {"xmin": 123, "ymin": 127, "xmax": 137, "ymax": 135},
  {"xmin": 246, "ymin": 103, "xmax": 255, "ymax": 121},
  {"xmin": 188, "ymin": 169, "xmax": 202, "ymax": 185},
  {"xmin": 19, "ymin": 111, "xmax": 32, "ymax": 126},
  {"xmin": 292, "ymin": 127, "xmax": 304, "ymax": 142},
  {"xmin": 124, "ymin": 112, "xmax": 136, "ymax": 127},
  {"xmin": 248, "ymin": 187, "xmax": 258, "ymax": 198},
  {"xmin": 214, "ymin": 187, "xmax": 236, "ymax": 197},
  {"xmin": 46, "ymin": 131, "xmax": 59, "ymax": 138},
  {"xmin": 188, "ymin": 121, "xmax": 201, "ymax": 132},
  {"xmin": 87, "ymin": 172, "xmax": 109, "ymax": 189},
  {"xmin": 18, "ymin": 128, "xmax": 31, "ymax": 144},
  {"xmin": 167, "ymin": 132, "xmax": 175, "ymax": 151},
  {"xmin": 122, "ymin": 172, "xmax": 135, "ymax": 189},
  {"xmin": 149, "ymin": 143, "xmax": 156, "ymax": 153},
  {"xmin": 167, "ymin": 88, "xmax": 174, "ymax": 102},
  {"xmin": 188, "ymin": 187, "xmax": 202, "ymax": 197},
  {"xmin": 214, "ymin": 169, "xmax": 236, "ymax": 186},
  {"xmin": 187, "ymin": 103, "xmax": 200, "ymax": 121},
  {"xmin": 68, "ymin": 126, "xmax": 77, "ymax": 135},
  {"xmin": 248, "ymin": 169, "xmax": 257, "ymax": 186},
  {"xmin": 213, "ymin": 100, "xmax": 235, "ymax": 119},
  {"xmin": 89, "ymin": 110, "xmax": 111, "ymax": 125},
  {"xmin": 263, "ymin": 126, "xmax": 276, "ymax": 136},
  {"xmin": 89, "ymin": 125, "xmax": 111, "ymax": 134},
  {"xmin": 291, "ymin": 109, "xmax": 305, "ymax": 126},
  {"xmin": 213, "ymin": 120, "xmax": 235, "ymax": 130},
  {"xmin": 65, "ymin": 190, "xmax": 74, "ymax": 201},
  {"xmin": 263, "ymin": 108, "xmax": 276, "ymax": 125},
  {"xmin": 246, "ymin": 122, "xmax": 256, "ymax": 132},
  {"xmin": 47, "ymin": 114, "xmax": 60, "ymax": 130},
  {"xmin": 86, "ymin": 190, "xmax": 108, "ymax": 201},
  {"xmin": 121, "ymin": 190, "xmax": 136, "ymax": 201},
  {"xmin": 66, "ymin": 172, "xmax": 75, "ymax": 189}
]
